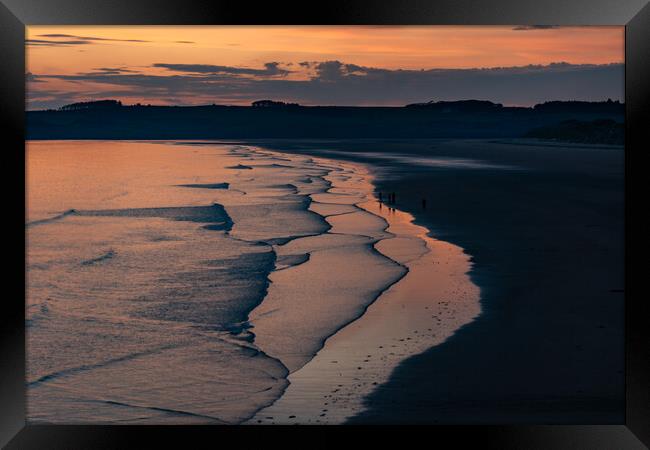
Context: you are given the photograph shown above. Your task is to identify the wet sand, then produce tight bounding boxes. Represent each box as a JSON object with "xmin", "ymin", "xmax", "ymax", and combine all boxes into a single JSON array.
[
  {"xmin": 27, "ymin": 139, "xmax": 624, "ymax": 424},
  {"xmin": 29, "ymin": 141, "xmax": 480, "ymax": 424},
  {"xmin": 247, "ymin": 138, "xmax": 625, "ymax": 424},
  {"xmin": 248, "ymin": 162, "xmax": 480, "ymax": 424}
]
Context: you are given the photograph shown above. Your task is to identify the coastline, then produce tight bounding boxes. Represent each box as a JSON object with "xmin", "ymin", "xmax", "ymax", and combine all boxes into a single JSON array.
[
  {"xmin": 25, "ymin": 139, "xmax": 625, "ymax": 424},
  {"xmin": 245, "ymin": 153, "xmax": 480, "ymax": 424},
  {"xmin": 30, "ymin": 141, "xmax": 470, "ymax": 424},
  {"xmin": 248, "ymin": 138, "xmax": 625, "ymax": 423},
  {"xmin": 247, "ymin": 160, "xmax": 479, "ymax": 424}
]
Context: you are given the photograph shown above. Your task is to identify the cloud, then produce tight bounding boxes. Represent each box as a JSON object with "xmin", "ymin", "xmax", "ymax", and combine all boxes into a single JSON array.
[
  {"xmin": 312, "ymin": 60, "xmax": 389, "ymax": 80},
  {"xmin": 26, "ymin": 87, "xmax": 89, "ymax": 110},
  {"xmin": 91, "ymin": 67, "xmax": 139, "ymax": 75},
  {"xmin": 26, "ymin": 72, "xmax": 44, "ymax": 82},
  {"xmin": 153, "ymin": 62, "xmax": 291, "ymax": 77},
  {"xmin": 28, "ymin": 34, "xmax": 151, "ymax": 46},
  {"xmin": 512, "ymin": 25, "xmax": 560, "ymax": 31},
  {"xmin": 26, "ymin": 39, "xmax": 91, "ymax": 47},
  {"xmin": 27, "ymin": 61, "xmax": 624, "ymax": 109},
  {"xmin": 29, "ymin": 34, "xmax": 200, "ymax": 47},
  {"xmin": 313, "ymin": 60, "xmax": 346, "ymax": 80},
  {"xmin": 37, "ymin": 33, "xmax": 150, "ymax": 42}
]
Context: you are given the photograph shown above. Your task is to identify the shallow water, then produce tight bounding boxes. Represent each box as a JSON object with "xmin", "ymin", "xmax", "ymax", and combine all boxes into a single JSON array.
[
  {"xmin": 314, "ymin": 149, "xmax": 518, "ymax": 170},
  {"xmin": 27, "ymin": 142, "xmax": 298, "ymax": 423},
  {"xmin": 248, "ymin": 162, "xmax": 481, "ymax": 424},
  {"xmin": 28, "ymin": 140, "xmax": 448, "ymax": 424}
]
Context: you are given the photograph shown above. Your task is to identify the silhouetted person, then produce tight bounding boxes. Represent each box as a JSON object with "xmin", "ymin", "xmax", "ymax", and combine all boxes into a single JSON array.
[
  {"xmin": 422, "ymin": 198, "xmax": 427, "ymax": 209},
  {"xmin": 378, "ymin": 192, "xmax": 383, "ymax": 202}
]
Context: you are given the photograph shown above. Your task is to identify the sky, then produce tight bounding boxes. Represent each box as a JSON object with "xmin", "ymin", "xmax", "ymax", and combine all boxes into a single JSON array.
[{"xmin": 26, "ymin": 26, "xmax": 624, "ymax": 110}]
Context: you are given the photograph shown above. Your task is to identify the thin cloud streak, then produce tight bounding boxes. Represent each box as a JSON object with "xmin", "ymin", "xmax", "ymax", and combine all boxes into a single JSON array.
[
  {"xmin": 153, "ymin": 62, "xmax": 291, "ymax": 77},
  {"xmin": 27, "ymin": 34, "xmax": 153, "ymax": 47},
  {"xmin": 26, "ymin": 39, "xmax": 91, "ymax": 47},
  {"xmin": 38, "ymin": 33, "xmax": 150, "ymax": 42},
  {"xmin": 512, "ymin": 25, "xmax": 560, "ymax": 31}
]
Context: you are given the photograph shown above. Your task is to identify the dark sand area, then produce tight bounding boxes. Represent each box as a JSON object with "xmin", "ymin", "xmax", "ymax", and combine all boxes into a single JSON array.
[{"xmin": 250, "ymin": 138, "xmax": 625, "ymax": 423}]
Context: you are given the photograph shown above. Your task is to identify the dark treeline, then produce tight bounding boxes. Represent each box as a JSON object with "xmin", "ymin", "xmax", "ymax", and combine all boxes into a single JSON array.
[
  {"xmin": 27, "ymin": 99, "xmax": 624, "ymax": 141},
  {"xmin": 58, "ymin": 99, "xmax": 123, "ymax": 111}
]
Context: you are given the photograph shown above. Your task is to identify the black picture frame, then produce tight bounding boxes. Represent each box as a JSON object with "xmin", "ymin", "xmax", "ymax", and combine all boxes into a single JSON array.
[{"xmin": 1, "ymin": 1, "xmax": 648, "ymax": 448}]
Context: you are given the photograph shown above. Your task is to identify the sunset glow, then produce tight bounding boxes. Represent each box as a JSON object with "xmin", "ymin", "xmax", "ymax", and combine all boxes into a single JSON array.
[{"xmin": 26, "ymin": 26, "xmax": 624, "ymax": 109}]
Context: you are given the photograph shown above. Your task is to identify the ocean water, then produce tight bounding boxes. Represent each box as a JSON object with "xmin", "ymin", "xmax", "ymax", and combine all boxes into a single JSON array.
[
  {"xmin": 26, "ymin": 140, "xmax": 412, "ymax": 423},
  {"xmin": 248, "ymin": 163, "xmax": 480, "ymax": 424}
]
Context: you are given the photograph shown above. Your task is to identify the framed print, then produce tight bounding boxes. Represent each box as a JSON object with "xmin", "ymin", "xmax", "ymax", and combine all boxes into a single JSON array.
[{"xmin": 1, "ymin": 0, "xmax": 648, "ymax": 448}]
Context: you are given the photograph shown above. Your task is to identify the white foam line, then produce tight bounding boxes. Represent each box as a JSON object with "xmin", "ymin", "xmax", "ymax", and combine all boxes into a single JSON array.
[{"xmin": 246, "ymin": 151, "xmax": 482, "ymax": 425}]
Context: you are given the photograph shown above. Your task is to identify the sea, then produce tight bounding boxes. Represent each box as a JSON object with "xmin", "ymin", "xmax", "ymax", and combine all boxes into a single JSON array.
[{"xmin": 26, "ymin": 140, "xmax": 480, "ymax": 424}]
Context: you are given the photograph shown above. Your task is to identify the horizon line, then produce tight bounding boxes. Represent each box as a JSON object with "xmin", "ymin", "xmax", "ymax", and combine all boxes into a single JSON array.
[{"xmin": 27, "ymin": 98, "xmax": 624, "ymax": 112}]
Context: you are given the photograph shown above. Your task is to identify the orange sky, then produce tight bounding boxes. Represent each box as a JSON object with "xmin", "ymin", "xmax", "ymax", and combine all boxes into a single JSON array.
[{"xmin": 26, "ymin": 26, "xmax": 624, "ymax": 108}]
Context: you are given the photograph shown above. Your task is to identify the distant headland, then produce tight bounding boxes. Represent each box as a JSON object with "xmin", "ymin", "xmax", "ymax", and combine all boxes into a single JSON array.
[{"xmin": 27, "ymin": 99, "xmax": 624, "ymax": 144}]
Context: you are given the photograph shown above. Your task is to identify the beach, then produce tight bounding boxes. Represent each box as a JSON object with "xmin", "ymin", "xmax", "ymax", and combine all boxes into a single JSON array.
[
  {"xmin": 26, "ymin": 140, "xmax": 482, "ymax": 424},
  {"xmin": 17, "ymin": 22, "xmax": 631, "ymax": 439},
  {"xmin": 248, "ymin": 161, "xmax": 479, "ymax": 424},
  {"xmin": 25, "ymin": 138, "xmax": 624, "ymax": 424},
  {"xmin": 249, "ymin": 138, "xmax": 625, "ymax": 423}
]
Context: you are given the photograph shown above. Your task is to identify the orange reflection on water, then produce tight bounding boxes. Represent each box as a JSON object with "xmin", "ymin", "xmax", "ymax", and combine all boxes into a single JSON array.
[{"xmin": 250, "ymin": 160, "xmax": 481, "ymax": 424}]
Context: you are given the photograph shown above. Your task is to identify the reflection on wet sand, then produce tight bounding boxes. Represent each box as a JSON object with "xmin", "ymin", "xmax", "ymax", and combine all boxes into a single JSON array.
[
  {"xmin": 249, "ymin": 159, "xmax": 481, "ymax": 424},
  {"xmin": 27, "ymin": 141, "xmax": 480, "ymax": 424}
]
